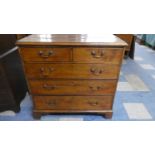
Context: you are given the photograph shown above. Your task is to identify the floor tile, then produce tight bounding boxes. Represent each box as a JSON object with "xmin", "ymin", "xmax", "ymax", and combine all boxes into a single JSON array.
[
  {"xmin": 135, "ymin": 56, "xmax": 143, "ymax": 61},
  {"xmin": 140, "ymin": 64, "xmax": 155, "ymax": 70},
  {"xmin": 152, "ymin": 75, "xmax": 155, "ymax": 79},
  {"xmin": 125, "ymin": 74, "xmax": 149, "ymax": 91},
  {"xmin": 117, "ymin": 82, "xmax": 134, "ymax": 91},
  {"xmin": 123, "ymin": 103, "xmax": 152, "ymax": 120},
  {"xmin": 146, "ymin": 48, "xmax": 155, "ymax": 53},
  {"xmin": 59, "ymin": 117, "xmax": 84, "ymax": 121},
  {"xmin": 41, "ymin": 116, "xmax": 60, "ymax": 121}
]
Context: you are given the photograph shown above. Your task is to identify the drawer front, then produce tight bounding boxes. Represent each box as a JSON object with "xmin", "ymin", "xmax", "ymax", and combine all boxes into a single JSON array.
[
  {"xmin": 29, "ymin": 79, "xmax": 117, "ymax": 95},
  {"xmin": 34, "ymin": 96, "xmax": 113, "ymax": 110},
  {"xmin": 20, "ymin": 47, "xmax": 71, "ymax": 62},
  {"xmin": 73, "ymin": 48, "xmax": 123, "ymax": 64},
  {"xmin": 25, "ymin": 64, "xmax": 120, "ymax": 79}
]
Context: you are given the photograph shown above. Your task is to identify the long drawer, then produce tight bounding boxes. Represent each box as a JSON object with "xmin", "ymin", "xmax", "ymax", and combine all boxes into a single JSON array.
[
  {"xmin": 20, "ymin": 47, "xmax": 72, "ymax": 62},
  {"xmin": 25, "ymin": 63, "xmax": 120, "ymax": 79},
  {"xmin": 73, "ymin": 48, "xmax": 123, "ymax": 64},
  {"xmin": 33, "ymin": 96, "xmax": 113, "ymax": 110},
  {"xmin": 29, "ymin": 79, "xmax": 117, "ymax": 95}
]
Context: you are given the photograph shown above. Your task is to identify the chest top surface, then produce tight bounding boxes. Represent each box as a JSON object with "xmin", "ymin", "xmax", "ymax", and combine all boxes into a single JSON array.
[{"xmin": 16, "ymin": 34, "xmax": 127, "ymax": 47}]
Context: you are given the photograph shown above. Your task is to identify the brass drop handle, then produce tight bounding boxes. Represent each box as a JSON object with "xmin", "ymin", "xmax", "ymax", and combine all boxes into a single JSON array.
[
  {"xmin": 90, "ymin": 67, "xmax": 103, "ymax": 75},
  {"xmin": 89, "ymin": 86, "xmax": 102, "ymax": 91},
  {"xmin": 88, "ymin": 101, "xmax": 99, "ymax": 106},
  {"xmin": 43, "ymin": 84, "xmax": 56, "ymax": 90},
  {"xmin": 38, "ymin": 51, "xmax": 53, "ymax": 58},
  {"xmin": 91, "ymin": 50, "xmax": 104, "ymax": 58},
  {"xmin": 40, "ymin": 67, "xmax": 54, "ymax": 77},
  {"xmin": 46, "ymin": 100, "xmax": 56, "ymax": 106}
]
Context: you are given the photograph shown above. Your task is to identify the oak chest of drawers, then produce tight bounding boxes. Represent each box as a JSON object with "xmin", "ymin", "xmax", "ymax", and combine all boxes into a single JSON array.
[{"xmin": 17, "ymin": 34, "xmax": 127, "ymax": 119}]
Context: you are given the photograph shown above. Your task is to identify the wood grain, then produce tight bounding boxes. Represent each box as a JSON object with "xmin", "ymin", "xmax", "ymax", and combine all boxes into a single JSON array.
[
  {"xmin": 16, "ymin": 34, "xmax": 128, "ymax": 46},
  {"xmin": 33, "ymin": 96, "xmax": 113, "ymax": 110},
  {"xmin": 73, "ymin": 47, "xmax": 123, "ymax": 64},
  {"xmin": 29, "ymin": 79, "xmax": 117, "ymax": 95},
  {"xmin": 20, "ymin": 47, "xmax": 71, "ymax": 62},
  {"xmin": 25, "ymin": 63, "xmax": 120, "ymax": 79}
]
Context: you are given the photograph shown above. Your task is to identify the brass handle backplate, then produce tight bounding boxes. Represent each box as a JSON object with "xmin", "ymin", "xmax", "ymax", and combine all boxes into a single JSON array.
[
  {"xmin": 91, "ymin": 50, "xmax": 104, "ymax": 58},
  {"xmin": 43, "ymin": 84, "xmax": 56, "ymax": 90},
  {"xmin": 90, "ymin": 67, "xmax": 103, "ymax": 75},
  {"xmin": 46, "ymin": 100, "xmax": 56, "ymax": 106},
  {"xmin": 88, "ymin": 101, "xmax": 99, "ymax": 106},
  {"xmin": 89, "ymin": 86, "xmax": 102, "ymax": 91},
  {"xmin": 38, "ymin": 51, "xmax": 53, "ymax": 58},
  {"xmin": 40, "ymin": 67, "xmax": 54, "ymax": 77}
]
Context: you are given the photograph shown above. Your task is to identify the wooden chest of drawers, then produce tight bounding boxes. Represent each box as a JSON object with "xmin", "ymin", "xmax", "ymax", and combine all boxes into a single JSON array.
[{"xmin": 17, "ymin": 34, "xmax": 127, "ymax": 119}]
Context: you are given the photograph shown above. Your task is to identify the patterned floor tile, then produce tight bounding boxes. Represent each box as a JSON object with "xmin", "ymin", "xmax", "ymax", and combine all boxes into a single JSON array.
[
  {"xmin": 140, "ymin": 64, "xmax": 155, "ymax": 70},
  {"xmin": 59, "ymin": 117, "xmax": 84, "ymax": 121},
  {"xmin": 123, "ymin": 103, "xmax": 152, "ymax": 120},
  {"xmin": 125, "ymin": 74, "xmax": 149, "ymax": 91},
  {"xmin": 146, "ymin": 48, "xmax": 155, "ymax": 53},
  {"xmin": 135, "ymin": 56, "xmax": 143, "ymax": 61},
  {"xmin": 140, "ymin": 45, "xmax": 147, "ymax": 49},
  {"xmin": 41, "ymin": 115, "xmax": 84, "ymax": 121},
  {"xmin": 117, "ymin": 82, "xmax": 134, "ymax": 91},
  {"xmin": 41, "ymin": 116, "xmax": 60, "ymax": 121},
  {"xmin": 152, "ymin": 75, "xmax": 155, "ymax": 79}
]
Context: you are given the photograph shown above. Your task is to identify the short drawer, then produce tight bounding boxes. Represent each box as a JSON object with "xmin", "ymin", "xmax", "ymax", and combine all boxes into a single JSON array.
[
  {"xmin": 25, "ymin": 63, "xmax": 120, "ymax": 79},
  {"xmin": 33, "ymin": 96, "xmax": 113, "ymax": 110},
  {"xmin": 20, "ymin": 47, "xmax": 71, "ymax": 62},
  {"xmin": 29, "ymin": 79, "xmax": 117, "ymax": 95},
  {"xmin": 73, "ymin": 48, "xmax": 123, "ymax": 64}
]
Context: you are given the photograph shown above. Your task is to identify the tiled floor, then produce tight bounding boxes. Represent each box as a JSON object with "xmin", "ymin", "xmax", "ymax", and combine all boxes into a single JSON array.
[{"xmin": 0, "ymin": 43, "xmax": 155, "ymax": 121}]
